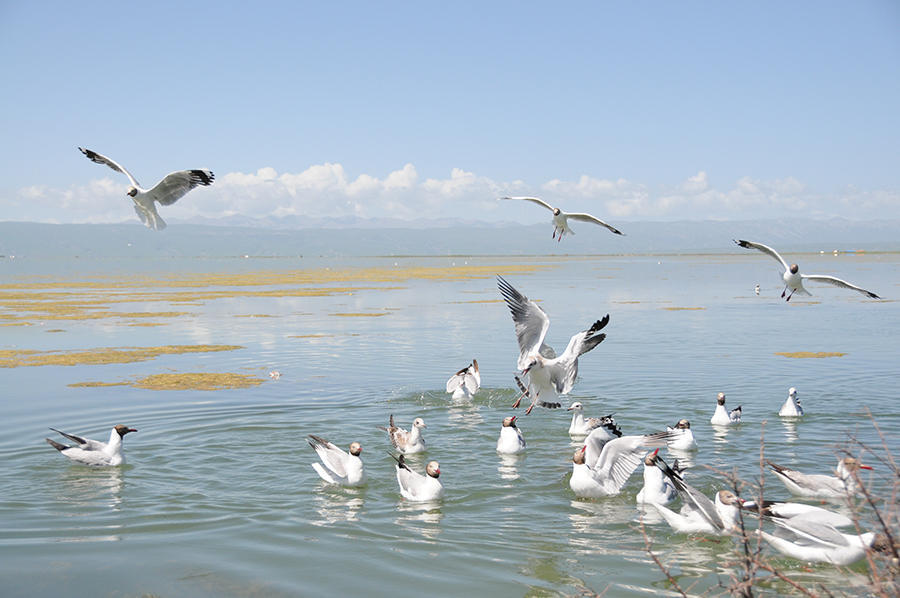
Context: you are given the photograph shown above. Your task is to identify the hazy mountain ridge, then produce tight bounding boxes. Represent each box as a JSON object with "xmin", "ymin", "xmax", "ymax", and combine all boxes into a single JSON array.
[{"xmin": 1, "ymin": 218, "xmax": 898, "ymax": 258}]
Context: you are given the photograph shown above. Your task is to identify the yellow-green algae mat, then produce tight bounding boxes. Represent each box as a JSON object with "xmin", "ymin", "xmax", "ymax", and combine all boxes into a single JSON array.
[
  {"xmin": 0, "ymin": 345, "xmax": 242, "ymax": 368},
  {"xmin": 71, "ymin": 373, "xmax": 264, "ymax": 391},
  {"xmin": 775, "ymin": 351, "xmax": 846, "ymax": 358}
]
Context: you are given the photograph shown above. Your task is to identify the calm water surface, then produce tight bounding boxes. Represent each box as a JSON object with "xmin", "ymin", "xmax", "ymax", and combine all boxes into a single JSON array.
[{"xmin": 1, "ymin": 251, "xmax": 898, "ymax": 597}]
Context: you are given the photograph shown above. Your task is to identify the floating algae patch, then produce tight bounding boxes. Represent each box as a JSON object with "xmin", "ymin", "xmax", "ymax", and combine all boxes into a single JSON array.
[
  {"xmin": 233, "ymin": 314, "xmax": 277, "ymax": 318},
  {"xmin": 662, "ymin": 307, "xmax": 706, "ymax": 311},
  {"xmin": 776, "ymin": 351, "xmax": 846, "ymax": 359},
  {"xmin": 330, "ymin": 312, "xmax": 390, "ymax": 317},
  {"xmin": 0, "ymin": 344, "xmax": 243, "ymax": 368},
  {"xmin": 68, "ymin": 381, "xmax": 130, "ymax": 388},
  {"xmin": 132, "ymin": 372, "xmax": 264, "ymax": 391}
]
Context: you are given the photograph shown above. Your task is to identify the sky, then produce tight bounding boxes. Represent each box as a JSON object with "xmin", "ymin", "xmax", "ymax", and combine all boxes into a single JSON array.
[{"xmin": 1, "ymin": 1, "xmax": 899, "ymax": 226}]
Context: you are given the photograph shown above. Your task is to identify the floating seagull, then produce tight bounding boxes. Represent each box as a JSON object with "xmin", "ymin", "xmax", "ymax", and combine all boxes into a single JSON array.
[
  {"xmin": 307, "ymin": 435, "xmax": 365, "ymax": 487},
  {"xmin": 269, "ymin": 370, "xmax": 281, "ymax": 380},
  {"xmin": 710, "ymin": 392, "xmax": 741, "ymax": 425},
  {"xmin": 636, "ymin": 449, "xmax": 677, "ymax": 505},
  {"xmin": 758, "ymin": 517, "xmax": 887, "ymax": 566},
  {"xmin": 446, "ymin": 359, "xmax": 480, "ymax": 399},
  {"xmin": 497, "ymin": 275, "xmax": 609, "ymax": 414},
  {"xmin": 566, "ymin": 402, "xmax": 616, "ymax": 437},
  {"xmin": 779, "ymin": 387, "xmax": 803, "ymax": 417},
  {"xmin": 666, "ymin": 419, "xmax": 698, "ymax": 451},
  {"xmin": 496, "ymin": 416, "xmax": 526, "ymax": 454},
  {"xmin": 742, "ymin": 499, "xmax": 854, "ymax": 528},
  {"xmin": 652, "ymin": 457, "xmax": 745, "ymax": 534},
  {"xmin": 755, "ymin": 283, "xmax": 760, "ymax": 295},
  {"xmin": 735, "ymin": 239, "xmax": 880, "ymax": 301},
  {"xmin": 393, "ymin": 454, "xmax": 443, "ymax": 502},
  {"xmin": 570, "ymin": 428, "xmax": 667, "ymax": 498},
  {"xmin": 78, "ymin": 147, "xmax": 214, "ymax": 231},
  {"xmin": 500, "ymin": 196, "xmax": 624, "ymax": 241},
  {"xmin": 380, "ymin": 415, "xmax": 426, "ymax": 454},
  {"xmin": 767, "ymin": 457, "xmax": 872, "ymax": 499},
  {"xmin": 45, "ymin": 425, "xmax": 137, "ymax": 466}
]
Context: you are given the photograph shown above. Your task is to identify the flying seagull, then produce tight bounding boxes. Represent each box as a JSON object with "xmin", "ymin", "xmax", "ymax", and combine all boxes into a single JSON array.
[
  {"xmin": 735, "ymin": 239, "xmax": 880, "ymax": 301},
  {"xmin": 78, "ymin": 147, "xmax": 214, "ymax": 231},
  {"xmin": 500, "ymin": 196, "xmax": 624, "ymax": 241}
]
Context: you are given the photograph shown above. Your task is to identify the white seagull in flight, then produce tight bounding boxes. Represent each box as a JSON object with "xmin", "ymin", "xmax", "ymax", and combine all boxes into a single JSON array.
[
  {"xmin": 500, "ymin": 196, "xmax": 624, "ymax": 241},
  {"xmin": 735, "ymin": 239, "xmax": 880, "ymax": 301},
  {"xmin": 497, "ymin": 276, "xmax": 609, "ymax": 414},
  {"xmin": 78, "ymin": 147, "xmax": 214, "ymax": 231}
]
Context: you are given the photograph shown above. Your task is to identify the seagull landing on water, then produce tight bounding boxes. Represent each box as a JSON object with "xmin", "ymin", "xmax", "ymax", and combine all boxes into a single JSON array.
[
  {"xmin": 446, "ymin": 359, "xmax": 480, "ymax": 399},
  {"xmin": 499, "ymin": 196, "xmax": 624, "ymax": 241},
  {"xmin": 735, "ymin": 239, "xmax": 880, "ymax": 301},
  {"xmin": 78, "ymin": 147, "xmax": 214, "ymax": 231},
  {"xmin": 45, "ymin": 425, "xmax": 137, "ymax": 466},
  {"xmin": 497, "ymin": 275, "xmax": 610, "ymax": 415}
]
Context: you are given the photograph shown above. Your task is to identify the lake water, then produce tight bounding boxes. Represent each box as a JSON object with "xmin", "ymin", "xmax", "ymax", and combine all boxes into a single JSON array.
[{"xmin": 1, "ymin": 245, "xmax": 897, "ymax": 597}]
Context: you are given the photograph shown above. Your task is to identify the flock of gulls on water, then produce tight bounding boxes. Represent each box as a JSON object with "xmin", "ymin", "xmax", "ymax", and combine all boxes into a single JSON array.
[{"xmin": 46, "ymin": 150, "xmax": 888, "ymax": 571}]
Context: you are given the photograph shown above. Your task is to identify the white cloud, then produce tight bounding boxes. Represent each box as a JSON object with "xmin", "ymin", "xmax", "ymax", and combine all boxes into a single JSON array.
[{"xmin": 7, "ymin": 163, "xmax": 900, "ymax": 225}]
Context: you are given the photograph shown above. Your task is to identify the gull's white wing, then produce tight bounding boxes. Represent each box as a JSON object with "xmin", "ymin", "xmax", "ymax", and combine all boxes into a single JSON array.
[
  {"xmin": 497, "ymin": 276, "xmax": 551, "ymax": 370},
  {"xmin": 500, "ymin": 196, "xmax": 555, "ymax": 212},
  {"xmin": 583, "ymin": 426, "xmax": 616, "ymax": 468},
  {"xmin": 553, "ymin": 316, "xmax": 610, "ymax": 394},
  {"xmin": 734, "ymin": 239, "xmax": 789, "ymax": 271},
  {"xmin": 470, "ymin": 359, "xmax": 481, "ymax": 388},
  {"xmin": 308, "ymin": 435, "xmax": 349, "ymax": 479},
  {"xmin": 663, "ymin": 467, "xmax": 725, "ymax": 531},
  {"xmin": 78, "ymin": 147, "xmax": 141, "ymax": 188},
  {"xmin": 49, "ymin": 428, "xmax": 105, "ymax": 451},
  {"xmin": 446, "ymin": 371, "xmax": 465, "ymax": 393},
  {"xmin": 772, "ymin": 517, "xmax": 850, "ymax": 548},
  {"xmin": 566, "ymin": 212, "xmax": 624, "ymax": 235},
  {"xmin": 592, "ymin": 436, "xmax": 652, "ymax": 493},
  {"xmin": 148, "ymin": 169, "xmax": 214, "ymax": 206},
  {"xmin": 802, "ymin": 275, "xmax": 880, "ymax": 299}
]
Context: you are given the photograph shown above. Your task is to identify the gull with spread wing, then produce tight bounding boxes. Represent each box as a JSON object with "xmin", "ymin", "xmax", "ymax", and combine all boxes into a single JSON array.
[
  {"xmin": 735, "ymin": 239, "xmax": 880, "ymax": 301},
  {"xmin": 446, "ymin": 359, "xmax": 480, "ymax": 399},
  {"xmin": 569, "ymin": 428, "xmax": 669, "ymax": 498},
  {"xmin": 500, "ymin": 196, "xmax": 624, "ymax": 241},
  {"xmin": 308, "ymin": 435, "xmax": 366, "ymax": 487},
  {"xmin": 78, "ymin": 147, "xmax": 214, "ymax": 231},
  {"xmin": 497, "ymin": 275, "xmax": 610, "ymax": 414}
]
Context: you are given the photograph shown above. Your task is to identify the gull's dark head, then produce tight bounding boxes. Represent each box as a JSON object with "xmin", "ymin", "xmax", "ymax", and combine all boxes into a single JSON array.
[
  {"xmin": 552, "ymin": 208, "xmax": 561, "ymax": 216},
  {"xmin": 114, "ymin": 424, "xmax": 137, "ymax": 437},
  {"xmin": 717, "ymin": 392, "xmax": 726, "ymax": 406},
  {"xmin": 502, "ymin": 416, "xmax": 517, "ymax": 428},
  {"xmin": 789, "ymin": 264, "xmax": 799, "ymax": 274},
  {"xmin": 573, "ymin": 445, "xmax": 586, "ymax": 465},
  {"xmin": 127, "ymin": 187, "xmax": 138, "ymax": 198},
  {"xmin": 349, "ymin": 442, "xmax": 362, "ymax": 456},
  {"xmin": 426, "ymin": 461, "xmax": 440, "ymax": 478},
  {"xmin": 644, "ymin": 448, "xmax": 660, "ymax": 466},
  {"xmin": 675, "ymin": 418, "xmax": 691, "ymax": 430}
]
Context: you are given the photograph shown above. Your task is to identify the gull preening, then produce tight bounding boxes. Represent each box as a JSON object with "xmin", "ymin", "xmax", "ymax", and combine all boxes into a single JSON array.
[
  {"xmin": 497, "ymin": 275, "xmax": 609, "ymax": 414},
  {"xmin": 45, "ymin": 424, "xmax": 137, "ymax": 466},
  {"xmin": 652, "ymin": 457, "xmax": 745, "ymax": 534},
  {"xmin": 758, "ymin": 517, "xmax": 887, "ymax": 566},
  {"xmin": 496, "ymin": 416, "xmax": 526, "ymax": 454},
  {"xmin": 500, "ymin": 196, "xmax": 624, "ymax": 241},
  {"xmin": 710, "ymin": 392, "xmax": 742, "ymax": 425},
  {"xmin": 767, "ymin": 457, "xmax": 872, "ymax": 499},
  {"xmin": 381, "ymin": 415, "xmax": 426, "ymax": 454},
  {"xmin": 666, "ymin": 419, "xmax": 698, "ymax": 451},
  {"xmin": 308, "ymin": 435, "xmax": 365, "ymax": 487},
  {"xmin": 779, "ymin": 387, "xmax": 803, "ymax": 417},
  {"xmin": 735, "ymin": 239, "xmax": 880, "ymax": 301},
  {"xmin": 78, "ymin": 147, "xmax": 214, "ymax": 231},
  {"xmin": 446, "ymin": 359, "xmax": 480, "ymax": 399},
  {"xmin": 393, "ymin": 454, "xmax": 443, "ymax": 502},
  {"xmin": 569, "ymin": 427, "xmax": 667, "ymax": 499}
]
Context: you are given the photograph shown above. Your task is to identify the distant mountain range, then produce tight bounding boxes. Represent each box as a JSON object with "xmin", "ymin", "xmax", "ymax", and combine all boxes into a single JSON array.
[{"xmin": 1, "ymin": 218, "xmax": 898, "ymax": 258}]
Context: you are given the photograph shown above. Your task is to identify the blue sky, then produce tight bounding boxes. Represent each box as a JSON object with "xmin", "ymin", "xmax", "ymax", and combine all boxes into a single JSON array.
[{"xmin": 1, "ymin": 1, "xmax": 898, "ymax": 225}]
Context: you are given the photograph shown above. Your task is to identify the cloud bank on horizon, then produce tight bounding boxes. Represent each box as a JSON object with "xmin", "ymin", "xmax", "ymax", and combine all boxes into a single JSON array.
[{"xmin": 10, "ymin": 164, "xmax": 898, "ymax": 226}]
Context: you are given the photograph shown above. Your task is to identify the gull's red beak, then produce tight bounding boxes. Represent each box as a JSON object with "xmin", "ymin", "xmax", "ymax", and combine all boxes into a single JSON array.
[{"xmin": 860, "ymin": 464, "xmax": 873, "ymax": 470}]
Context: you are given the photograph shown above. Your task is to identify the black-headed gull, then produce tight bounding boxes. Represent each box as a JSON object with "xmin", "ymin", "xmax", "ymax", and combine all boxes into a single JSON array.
[
  {"xmin": 496, "ymin": 416, "xmax": 526, "ymax": 454},
  {"xmin": 767, "ymin": 457, "xmax": 872, "ymax": 499},
  {"xmin": 446, "ymin": 359, "xmax": 480, "ymax": 399},
  {"xmin": 742, "ymin": 499, "xmax": 854, "ymax": 528},
  {"xmin": 308, "ymin": 434, "xmax": 365, "ymax": 487},
  {"xmin": 393, "ymin": 454, "xmax": 443, "ymax": 502},
  {"xmin": 710, "ymin": 392, "xmax": 741, "ymax": 425},
  {"xmin": 666, "ymin": 419, "xmax": 698, "ymax": 451},
  {"xmin": 497, "ymin": 275, "xmax": 609, "ymax": 414},
  {"xmin": 381, "ymin": 415, "xmax": 426, "ymax": 454},
  {"xmin": 735, "ymin": 239, "xmax": 880, "ymax": 301},
  {"xmin": 636, "ymin": 449, "xmax": 677, "ymax": 505},
  {"xmin": 758, "ymin": 517, "xmax": 888, "ymax": 566},
  {"xmin": 78, "ymin": 147, "xmax": 214, "ymax": 231},
  {"xmin": 570, "ymin": 428, "xmax": 668, "ymax": 498},
  {"xmin": 652, "ymin": 458, "xmax": 745, "ymax": 534},
  {"xmin": 567, "ymin": 401, "xmax": 617, "ymax": 437},
  {"xmin": 45, "ymin": 425, "xmax": 137, "ymax": 466},
  {"xmin": 778, "ymin": 387, "xmax": 803, "ymax": 417},
  {"xmin": 500, "ymin": 196, "xmax": 624, "ymax": 241}
]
